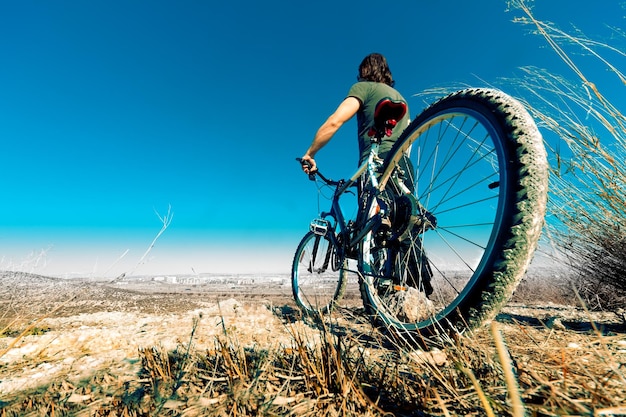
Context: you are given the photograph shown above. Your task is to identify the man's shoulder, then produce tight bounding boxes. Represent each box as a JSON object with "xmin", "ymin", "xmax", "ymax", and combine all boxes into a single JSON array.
[{"xmin": 347, "ymin": 81, "xmax": 373, "ymax": 95}]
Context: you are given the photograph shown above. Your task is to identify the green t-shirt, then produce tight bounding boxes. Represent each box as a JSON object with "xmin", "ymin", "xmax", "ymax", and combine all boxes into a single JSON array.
[{"xmin": 347, "ymin": 81, "xmax": 410, "ymax": 163}]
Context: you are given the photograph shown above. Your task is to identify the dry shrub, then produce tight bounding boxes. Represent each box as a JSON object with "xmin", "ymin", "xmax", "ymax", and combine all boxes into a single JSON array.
[
  {"xmin": 510, "ymin": 267, "xmax": 578, "ymax": 306},
  {"xmin": 507, "ymin": 0, "xmax": 626, "ymax": 310}
]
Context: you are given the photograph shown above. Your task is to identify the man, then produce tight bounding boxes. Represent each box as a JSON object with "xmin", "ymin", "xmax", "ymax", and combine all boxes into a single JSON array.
[
  {"xmin": 300, "ymin": 53, "xmax": 410, "ymax": 173},
  {"xmin": 300, "ymin": 53, "xmax": 434, "ymax": 297}
]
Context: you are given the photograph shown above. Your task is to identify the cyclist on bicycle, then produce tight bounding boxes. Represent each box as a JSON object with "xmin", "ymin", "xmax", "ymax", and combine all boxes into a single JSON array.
[{"xmin": 300, "ymin": 53, "xmax": 434, "ymax": 296}]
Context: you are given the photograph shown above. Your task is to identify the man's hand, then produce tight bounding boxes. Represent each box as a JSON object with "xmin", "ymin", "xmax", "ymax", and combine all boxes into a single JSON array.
[{"xmin": 300, "ymin": 154, "xmax": 317, "ymax": 175}]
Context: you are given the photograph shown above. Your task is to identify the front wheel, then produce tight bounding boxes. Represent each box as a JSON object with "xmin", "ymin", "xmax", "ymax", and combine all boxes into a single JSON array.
[
  {"xmin": 360, "ymin": 88, "xmax": 548, "ymax": 340},
  {"xmin": 291, "ymin": 231, "xmax": 347, "ymax": 315}
]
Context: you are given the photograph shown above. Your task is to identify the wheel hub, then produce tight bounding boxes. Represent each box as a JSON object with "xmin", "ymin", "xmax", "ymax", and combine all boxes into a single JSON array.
[{"xmin": 390, "ymin": 194, "xmax": 437, "ymax": 241}]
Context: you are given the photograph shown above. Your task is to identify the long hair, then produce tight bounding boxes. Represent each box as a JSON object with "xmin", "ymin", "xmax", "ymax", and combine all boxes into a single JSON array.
[{"xmin": 357, "ymin": 53, "xmax": 395, "ymax": 87}]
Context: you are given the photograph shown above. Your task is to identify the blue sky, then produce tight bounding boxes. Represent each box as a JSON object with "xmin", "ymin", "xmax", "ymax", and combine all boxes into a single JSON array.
[{"xmin": 1, "ymin": 1, "xmax": 623, "ymax": 277}]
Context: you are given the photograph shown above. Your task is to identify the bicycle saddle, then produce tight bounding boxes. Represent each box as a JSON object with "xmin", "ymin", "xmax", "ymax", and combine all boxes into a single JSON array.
[{"xmin": 368, "ymin": 98, "xmax": 408, "ymax": 138}]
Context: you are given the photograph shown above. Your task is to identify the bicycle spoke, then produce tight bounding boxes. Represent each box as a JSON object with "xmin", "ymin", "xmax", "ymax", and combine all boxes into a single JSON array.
[
  {"xmin": 436, "ymin": 227, "xmax": 488, "ymax": 250},
  {"xmin": 422, "ymin": 149, "xmax": 498, "ymax": 209},
  {"xmin": 419, "ymin": 132, "xmax": 496, "ymax": 209},
  {"xmin": 433, "ymin": 193, "xmax": 499, "ymax": 216}
]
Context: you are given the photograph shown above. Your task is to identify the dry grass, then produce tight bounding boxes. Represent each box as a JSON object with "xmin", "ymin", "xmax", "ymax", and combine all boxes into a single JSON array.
[
  {"xmin": 1, "ymin": 269, "xmax": 625, "ymax": 416},
  {"xmin": 1, "ymin": 302, "xmax": 625, "ymax": 417},
  {"xmin": 505, "ymin": 0, "xmax": 626, "ymax": 310}
]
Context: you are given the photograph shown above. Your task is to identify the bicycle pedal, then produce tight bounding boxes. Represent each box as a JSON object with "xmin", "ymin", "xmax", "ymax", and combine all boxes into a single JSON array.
[
  {"xmin": 393, "ymin": 285, "xmax": 408, "ymax": 291},
  {"xmin": 310, "ymin": 218, "xmax": 330, "ymax": 236}
]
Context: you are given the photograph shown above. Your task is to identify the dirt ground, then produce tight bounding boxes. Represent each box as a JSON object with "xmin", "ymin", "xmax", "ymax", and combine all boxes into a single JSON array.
[
  {"xmin": 1, "ymin": 271, "xmax": 625, "ymax": 397},
  {"xmin": 0, "ymin": 272, "xmax": 370, "ymax": 395}
]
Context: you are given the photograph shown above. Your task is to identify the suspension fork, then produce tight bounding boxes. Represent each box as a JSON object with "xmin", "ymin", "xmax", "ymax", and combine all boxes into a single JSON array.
[{"xmin": 307, "ymin": 233, "xmax": 336, "ymax": 273}]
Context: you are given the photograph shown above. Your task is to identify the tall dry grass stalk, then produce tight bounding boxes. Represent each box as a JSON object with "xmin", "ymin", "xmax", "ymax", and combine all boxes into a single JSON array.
[{"xmin": 506, "ymin": 0, "xmax": 626, "ymax": 310}]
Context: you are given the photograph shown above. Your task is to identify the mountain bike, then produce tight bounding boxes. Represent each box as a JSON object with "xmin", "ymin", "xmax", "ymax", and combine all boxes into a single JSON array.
[{"xmin": 292, "ymin": 88, "xmax": 548, "ymax": 341}]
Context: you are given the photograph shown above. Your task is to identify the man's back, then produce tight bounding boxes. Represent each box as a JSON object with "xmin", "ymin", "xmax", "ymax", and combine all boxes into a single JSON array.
[{"xmin": 347, "ymin": 81, "xmax": 410, "ymax": 163}]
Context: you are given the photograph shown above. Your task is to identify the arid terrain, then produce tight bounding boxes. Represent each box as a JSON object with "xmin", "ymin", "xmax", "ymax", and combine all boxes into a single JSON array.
[
  {"xmin": 0, "ymin": 271, "xmax": 368, "ymax": 395},
  {"xmin": 1, "ymin": 271, "xmax": 625, "ymax": 415}
]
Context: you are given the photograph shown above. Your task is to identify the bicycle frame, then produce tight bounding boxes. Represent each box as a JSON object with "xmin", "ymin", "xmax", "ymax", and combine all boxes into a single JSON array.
[{"xmin": 307, "ymin": 141, "xmax": 398, "ymax": 275}]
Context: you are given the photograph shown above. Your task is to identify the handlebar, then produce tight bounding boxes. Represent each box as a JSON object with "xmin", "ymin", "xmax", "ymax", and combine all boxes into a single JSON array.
[{"xmin": 296, "ymin": 158, "xmax": 339, "ymax": 186}]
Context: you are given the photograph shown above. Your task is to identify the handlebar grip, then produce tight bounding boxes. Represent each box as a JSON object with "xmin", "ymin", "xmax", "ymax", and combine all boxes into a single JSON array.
[{"xmin": 296, "ymin": 157, "xmax": 317, "ymax": 181}]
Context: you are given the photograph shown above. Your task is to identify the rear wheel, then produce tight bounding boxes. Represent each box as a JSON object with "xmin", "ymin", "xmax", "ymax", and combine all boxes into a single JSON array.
[
  {"xmin": 292, "ymin": 231, "xmax": 347, "ymax": 315},
  {"xmin": 359, "ymin": 88, "xmax": 548, "ymax": 340}
]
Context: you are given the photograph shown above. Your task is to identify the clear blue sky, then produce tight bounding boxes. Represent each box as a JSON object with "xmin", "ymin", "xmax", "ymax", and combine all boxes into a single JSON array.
[{"xmin": 0, "ymin": 1, "xmax": 623, "ymax": 277}]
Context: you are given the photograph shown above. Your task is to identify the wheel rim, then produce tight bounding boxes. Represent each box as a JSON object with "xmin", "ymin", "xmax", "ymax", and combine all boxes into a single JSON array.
[{"xmin": 363, "ymin": 108, "xmax": 509, "ymax": 331}]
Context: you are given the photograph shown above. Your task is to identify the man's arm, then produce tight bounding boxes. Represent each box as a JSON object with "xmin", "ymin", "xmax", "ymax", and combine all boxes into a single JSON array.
[{"xmin": 300, "ymin": 96, "xmax": 360, "ymax": 173}]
